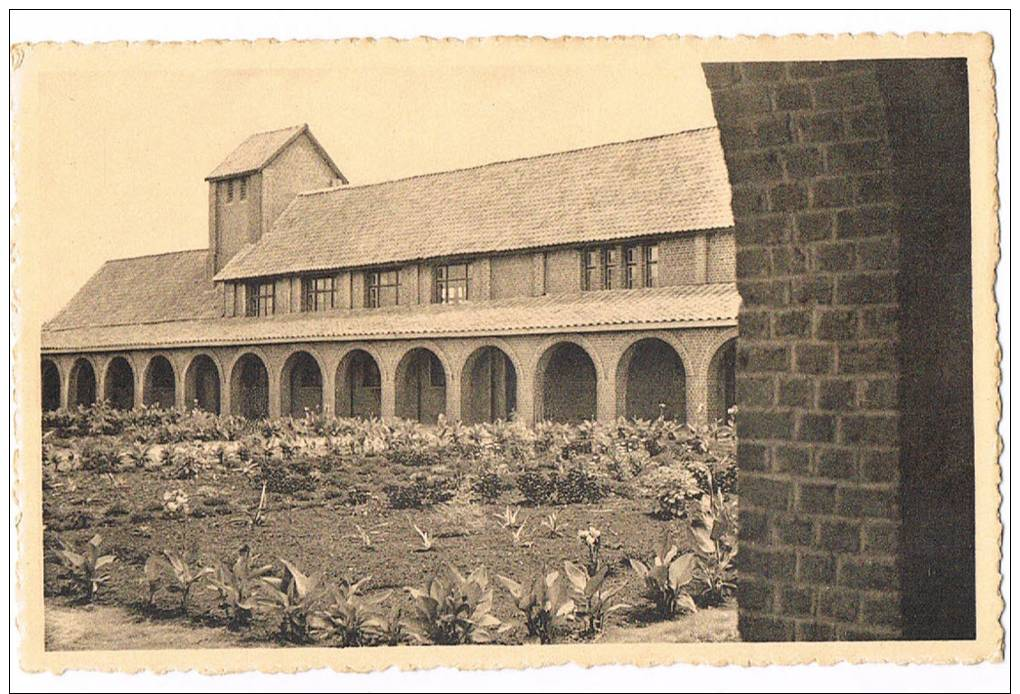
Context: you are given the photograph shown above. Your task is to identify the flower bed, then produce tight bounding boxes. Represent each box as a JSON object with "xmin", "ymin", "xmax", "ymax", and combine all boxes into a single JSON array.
[{"xmin": 43, "ymin": 405, "xmax": 738, "ymax": 647}]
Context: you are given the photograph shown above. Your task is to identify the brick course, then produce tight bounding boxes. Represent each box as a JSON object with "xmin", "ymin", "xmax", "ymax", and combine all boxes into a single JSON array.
[{"xmin": 704, "ymin": 60, "xmax": 903, "ymax": 640}]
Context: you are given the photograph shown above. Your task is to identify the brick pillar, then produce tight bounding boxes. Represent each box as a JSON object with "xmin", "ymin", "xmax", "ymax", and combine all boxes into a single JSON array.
[
  {"xmin": 267, "ymin": 365, "xmax": 281, "ymax": 419},
  {"xmin": 705, "ymin": 61, "xmax": 903, "ymax": 641},
  {"xmin": 704, "ymin": 59, "xmax": 975, "ymax": 642},
  {"xmin": 379, "ymin": 370, "xmax": 396, "ymax": 420},
  {"xmin": 58, "ymin": 357, "xmax": 71, "ymax": 410},
  {"xmin": 322, "ymin": 363, "xmax": 336, "ymax": 416},
  {"xmin": 686, "ymin": 365, "xmax": 708, "ymax": 428},
  {"xmin": 596, "ymin": 373, "xmax": 617, "ymax": 423}
]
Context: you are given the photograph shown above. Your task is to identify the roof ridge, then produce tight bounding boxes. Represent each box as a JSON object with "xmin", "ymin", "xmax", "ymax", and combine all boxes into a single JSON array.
[
  {"xmin": 104, "ymin": 248, "xmax": 208, "ymax": 264},
  {"xmin": 295, "ymin": 125, "xmax": 720, "ymax": 198},
  {"xmin": 245, "ymin": 123, "xmax": 306, "ymax": 138}
]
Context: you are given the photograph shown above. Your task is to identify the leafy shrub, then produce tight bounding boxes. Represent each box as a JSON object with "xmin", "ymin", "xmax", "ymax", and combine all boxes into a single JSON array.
[
  {"xmin": 76, "ymin": 438, "xmax": 121, "ymax": 473},
  {"xmin": 206, "ymin": 545, "xmax": 276, "ymax": 629},
  {"xmin": 387, "ymin": 442, "xmax": 442, "ymax": 468},
  {"xmin": 147, "ymin": 550, "xmax": 213, "ymax": 612},
  {"xmin": 312, "ymin": 577, "xmax": 390, "ymax": 647},
  {"xmin": 627, "ymin": 535, "xmax": 698, "ymax": 618},
  {"xmin": 384, "ymin": 473, "xmax": 456, "ymax": 509},
  {"xmin": 562, "ymin": 561, "xmax": 628, "ymax": 637},
  {"xmin": 164, "ymin": 446, "xmax": 202, "ymax": 480},
  {"xmin": 644, "ymin": 464, "xmax": 702, "ymax": 519},
  {"xmin": 684, "ymin": 487, "xmax": 738, "ymax": 606},
  {"xmin": 556, "ymin": 464, "xmax": 609, "ymax": 504},
  {"xmin": 471, "ymin": 470, "xmax": 506, "ymax": 503},
  {"xmin": 497, "ymin": 569, "xmax": 575, "ymax": 644},
  {"xmin": 49, "ymin": 533, "xmax": 115, "ymax": 602},
  {"xmin": 404, "ymin": 564, "xmax": 505, "ymax": 645},
  {"xmin": 255, "ymin": 457, "xmax": 316, "ymax": 495},
  {"xmin": 261, "ymin": 558, "xmax": 328, "ymax": 643},
  {"xmin": 515, "ymin": 470, "xmax": 557, "ymax": 506}
]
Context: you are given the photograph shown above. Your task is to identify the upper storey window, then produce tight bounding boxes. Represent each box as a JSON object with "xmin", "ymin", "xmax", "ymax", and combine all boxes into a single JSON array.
[
  {"xmin": 239, "ymin": 177, "xmax": 247, "ymax": 200},
  {"xmin": 601, "ymin": 247, "xmax": 618, "ymax": 290},
  {"xmin": 433, "ymin": 263, "xmax": 469, "ymax": 304},
  {"xmin": 366, "ymin": 268, "xmax": 400, "ymax": 308},
  {"xmin": 581, "ymin": 249, "xmax": 599, "ymax": 291},
  {"xmin": 246, "ymin": 280, "xmax": 275, "ymax": 317},
  {"xmin": 302, "ymin": 275, "xmax": 336, "ymax": 312},
  {"xmin": 643, "ymin": 244, "xmax": 659, "ymax": 287},
  {"xmin": 584, "ymin": 243, "xmax": 659, "ymax": 291},
  {"xmin": 225, "ymin": 179, "xmax": 234, "ymax": 203}
]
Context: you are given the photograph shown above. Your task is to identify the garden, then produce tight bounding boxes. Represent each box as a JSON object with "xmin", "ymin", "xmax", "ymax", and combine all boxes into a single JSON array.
[{"xmin": 42, "ymin": 404, "xmax": 738, "ymax": 648}]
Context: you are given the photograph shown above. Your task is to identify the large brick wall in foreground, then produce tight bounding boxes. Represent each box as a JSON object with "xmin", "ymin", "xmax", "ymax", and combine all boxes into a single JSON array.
[
  {"xmin": 706, "ymin": 61, "xmax": 899, "ymax": 641},
  {"xmin": 705, "ymin": 59, "xmax": 974, "ymax": 642}
]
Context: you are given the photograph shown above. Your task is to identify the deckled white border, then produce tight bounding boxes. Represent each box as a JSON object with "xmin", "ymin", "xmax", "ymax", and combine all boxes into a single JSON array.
[{"xmin": 9, "ymin": 12, "xmax": 1011, "ymax": 689}]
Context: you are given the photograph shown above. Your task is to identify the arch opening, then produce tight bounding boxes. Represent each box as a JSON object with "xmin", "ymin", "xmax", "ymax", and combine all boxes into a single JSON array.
[
  {"xmin": 708, "ymin": 338, "xmax": 737, "ymax": 424},
  {"xmin": 461, "ymin": 346, "xmax": 518, "ymax": 424},
  {"xmin": 230, "ymin": 353, "xmax": 269, "ymax": 419},
  {"xmin": 537, "ymin": 342, "xmax": 597, "ymax": 423},
  {"xmin": 281, "ymin": 351, "xmax": 324, "ymax": 418},
  {"xmin": 143, "ymin": 356, "xmax": 176, "ymax": 409},
  {"xmin": 104, "ymin": 357, "xmax": 135, "ymax": 410},
  {"xmin": 617, "ymin": 338, "xmax": 687, "ymax": 422},
  {"xmin": 42, "ymin": 360, "xmax": 61, "ymax": 412},
  {"xmin": 336, "ymin": 350, "xmax": 381, "ymax": 419},
  {"xmin": 184, "ymin": 354, "xmax": 221, "ymax": 414},
  {"xmin": 68, "ymin": 358, "xmax": 97, "ymax": 407},
  {"xmin": 395, "ymin": 348, "xmax": 447, "ymax": 424}
]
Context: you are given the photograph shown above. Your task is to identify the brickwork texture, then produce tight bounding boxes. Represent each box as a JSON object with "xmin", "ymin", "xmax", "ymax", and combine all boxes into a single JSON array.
[{"xmin": 704, "ymin": 59, "xmax": 974, "ymax": 641}]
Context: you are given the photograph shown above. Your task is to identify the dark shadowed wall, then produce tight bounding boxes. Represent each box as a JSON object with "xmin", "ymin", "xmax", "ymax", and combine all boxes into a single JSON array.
[{"xmin": 703, "ymin": 58, "xmax": 974, "ymax": 641}]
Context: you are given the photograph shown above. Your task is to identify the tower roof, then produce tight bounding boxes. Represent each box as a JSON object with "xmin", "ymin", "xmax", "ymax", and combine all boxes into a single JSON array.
[{"xmin": 205, "ymin": 123, "xmax": 346, "ymax": 182}]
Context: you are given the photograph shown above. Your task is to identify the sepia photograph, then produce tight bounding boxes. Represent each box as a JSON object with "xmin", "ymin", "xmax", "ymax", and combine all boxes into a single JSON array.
[{"xmin": 10, "ymin": 12, "xmax": 1006, "ymax": 685}]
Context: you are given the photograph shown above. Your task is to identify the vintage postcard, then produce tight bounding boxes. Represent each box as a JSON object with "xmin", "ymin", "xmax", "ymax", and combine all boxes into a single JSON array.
[{"xmin": 11, "ymin": 33, "xmax": 1002, "ymax": 673}]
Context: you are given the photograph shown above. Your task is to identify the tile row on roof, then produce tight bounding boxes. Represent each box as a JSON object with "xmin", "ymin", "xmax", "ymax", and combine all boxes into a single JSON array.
[
  {"xmin": 214, "ymin": 127, "xmax": 733, "ymax": 281},
  {"xmin": 43, "ymin": 249, "xmax": 222, "ymax": 332},
  {"xmin": 41, "ymin": 283, "xmax": 739, "ymax": 353}
]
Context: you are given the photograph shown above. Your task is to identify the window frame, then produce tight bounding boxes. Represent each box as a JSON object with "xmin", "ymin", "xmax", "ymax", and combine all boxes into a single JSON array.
[
  {"xmin": 239, "ymin": 177, "xmax": 247, "ymax": 201},
  {"xmin": 245, "ymin": 280, "xmax": 275, "ymax": 317},
  {"xmin": 602, "ymin": 247, "xmax": 619, "ymax": 290},
  {"xmin": 581, "ymin": 248, "xmax": 599, "ymax": 291},
  {"xmin": 432, "ymin": 262, "xmax": 470, "ymax": 304},
  {"xmin": 365, "ymin": 268, "xmax": 401, "ymax": 308},
  {"xmin": 625, "ymin": 245, "xmax": 640, "ymax": 289},
  {"xmin": 226, "ymin": 179, "xmax": 234, "ymax": 203},
  {"xmin": 301, "ymin": 274, "xmax": 336, "ymax": 312},
  {"xmin": 643, "ymin": 243, "xmax": 659, "ymax": 288}
]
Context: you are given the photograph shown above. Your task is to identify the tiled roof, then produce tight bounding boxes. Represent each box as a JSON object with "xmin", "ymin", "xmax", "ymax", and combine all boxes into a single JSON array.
[
  {"xmin": 41, "ymin": 283, "xmax": 739, "ymax": 353},
  {"xmin": 205, "ymin": 124, "xmax": 346, "ymax": 182},
  {"xmin": 214, "ymin": 127, "xmax": 733, "ymax": 281},
  {"xmin": 43, "ymin": 250, "xmax": 222, "ymax": 332}
]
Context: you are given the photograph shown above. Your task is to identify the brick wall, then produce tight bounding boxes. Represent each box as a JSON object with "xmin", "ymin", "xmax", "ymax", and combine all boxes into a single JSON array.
[
  {"xmin": 705, "ymin": 61, "xmax": 903, "ymax": 641},
  {"xmin": 704, "ymin": 59, "xmax": 974, "ymax": 641}
]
